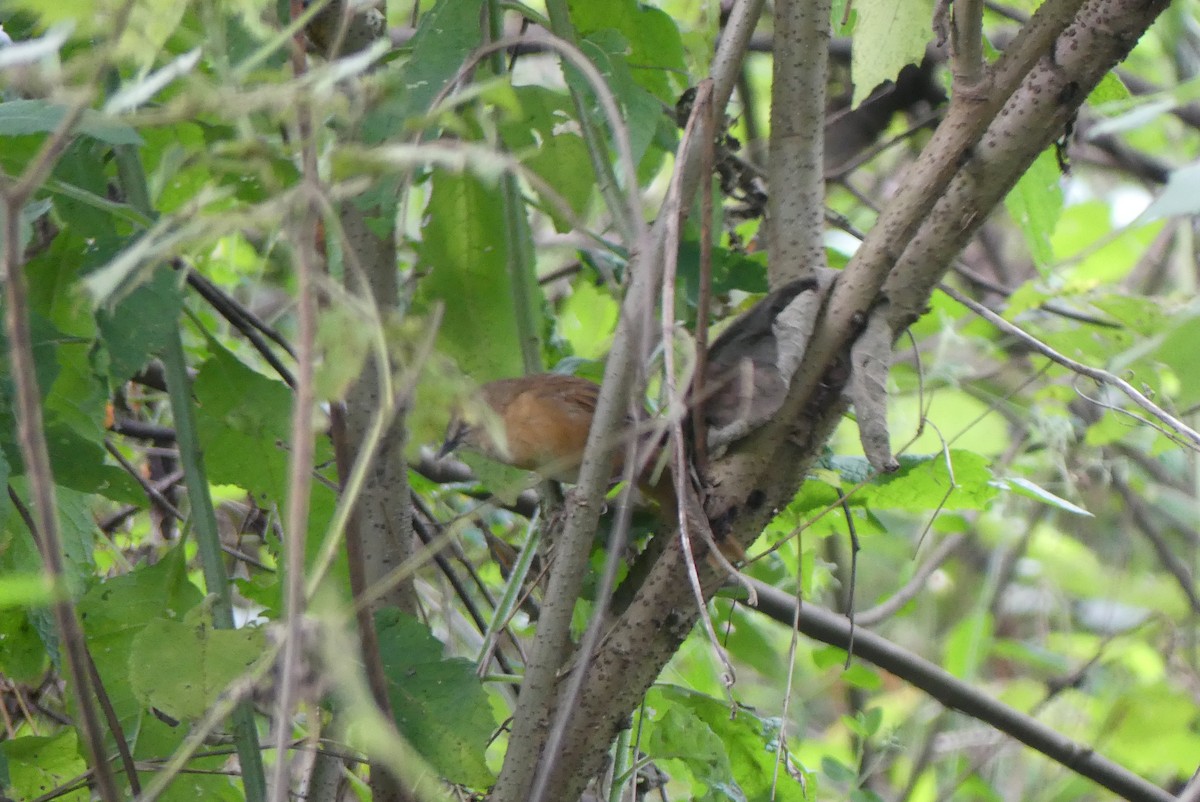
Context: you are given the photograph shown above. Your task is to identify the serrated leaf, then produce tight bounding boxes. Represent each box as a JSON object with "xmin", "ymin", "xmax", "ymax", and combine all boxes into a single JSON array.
[
  {"xmin": 43, "ymin": 423, "xmax": 143, "ymax": 504},
  {"xmin": 364, "ymin": 0, "xmax": 484, "ymax": 143},
  {"xmin": 79, "ymin": 548, "xmax": 203, "ymax": 752},
  {"xmin": 862, "ymin": 451, "xmax": 996, "ymax": 511},
  {"xmin": 375, "ymin": 609, "xmax": 495, "ymax": 786},
  {"xmin": 96, "ymin": 263, "xmax": 184, "ymax": 384},
  {"xmin": 130, "ymin": 618, "xmax": 266, "ymax": 720},
  {"xmin": 0, "ymin": 731, "xmax": 87, "ymax": 802},
  {"xmin": 647, "ymin": 686, "xmax": 807, "ymax": 802},
  {"xmin": 193, "ymin": 339, "xmax": 292, "ymax": 502},
  {"xmin": 50, "ymin": 139, "xmax": 114, "ymax": 240},
  {"xmin": 499, "ymin": 86, "xmax": 594, "ymax": 231},
  {"xmin": 579, "ymin": 33, "xmax": 664, "ymax": 175}
]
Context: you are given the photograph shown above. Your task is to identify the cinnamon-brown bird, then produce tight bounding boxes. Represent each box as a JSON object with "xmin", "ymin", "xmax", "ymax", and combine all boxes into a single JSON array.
[
  {"xmin": 438, "ymin": 280, "xmax": 818, "ymax": 495},
  {"xmin": 439, "ymin": 372, "xmax": 679, "ymax": 533},
  {"xmin": 439, "ymin": 373, "xmax": 623, "ymax": 484}
]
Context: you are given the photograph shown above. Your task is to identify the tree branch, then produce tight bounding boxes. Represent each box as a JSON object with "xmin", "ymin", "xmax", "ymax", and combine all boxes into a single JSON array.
[
  {"xmin": 766, "ymin": 0, "xmax": 830, "ymax": 284},
  {"xmin": 746, "ymin": 581, "xmax": 1175, "ymax": 802}
]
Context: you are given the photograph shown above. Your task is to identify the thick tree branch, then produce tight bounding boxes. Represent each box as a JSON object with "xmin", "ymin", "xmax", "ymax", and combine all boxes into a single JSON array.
[
  {"xmin": 491, "ymin": 4, "xmax": 766, "ymax": 799},
  {"xmin": 767, "ymin": 0, "xmax": 830, "ymax": 284}
]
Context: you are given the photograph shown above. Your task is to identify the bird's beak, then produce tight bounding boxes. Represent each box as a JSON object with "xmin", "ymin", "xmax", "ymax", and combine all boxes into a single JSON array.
[{"xmin": 438, "ymin": 419, "xmax": 467, "ymax": 460}]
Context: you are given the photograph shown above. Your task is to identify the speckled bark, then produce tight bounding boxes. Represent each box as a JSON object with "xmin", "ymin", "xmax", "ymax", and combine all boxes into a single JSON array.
[
  {"xmin": 338, "ymin": 203, "xmax": 415, "ymax": 616},
  {"xmin": 767, "ymin": 0, "xmax": 831, "ymax": 285}
]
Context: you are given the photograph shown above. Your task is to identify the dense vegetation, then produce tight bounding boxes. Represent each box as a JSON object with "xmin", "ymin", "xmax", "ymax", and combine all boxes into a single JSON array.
[{"xmin": 0, "ymin": 0, "xmax": 1197, "ymax": 800}]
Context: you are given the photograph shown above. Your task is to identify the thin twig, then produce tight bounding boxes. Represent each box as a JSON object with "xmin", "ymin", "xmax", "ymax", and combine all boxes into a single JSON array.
[
  {"xmin": 2, "ymin": 188, "xmax": 120, "ymax": 801},
  {"xmin": 939, "ymin": 283, "xmax": 1200, "ymax": 450},
  {"xmin": 268, "ymin": 15, "xmax": 322, "ymax": 789}
]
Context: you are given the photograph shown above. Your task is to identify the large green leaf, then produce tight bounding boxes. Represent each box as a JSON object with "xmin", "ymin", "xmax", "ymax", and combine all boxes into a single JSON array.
[
  {"xmin": 129, "ymin": 618, "xmax": 266, "ymax": 720},
  {"xmin": 645, "ymin": 685, "xmax": 807, "ymax": 802},
  {"xmin": 192, "ymin": 338, "xmax": 293, "ymax": 503},
  {"xmin": 79, "ymin": 548, "xmax": 203, "ymax": 756},
  {"xmin": 415, "ymin": 169, "xmax": 527, "ymax": 380},
  {"xmin": 364, "ymin": 0, "xmax": 484, "ymax": 143},
  {"xmin": 568, "ymin": 0, "xmax": 686, "ymax": 103},
  {"xmin": 860, "ymin": 450, "xmax": 997, "ymax": 511},
  {"xmin": 499, "ymin": 86, "xmax": 595, "ymax": 231},
  {"xmin": 375, "ymin": 608, "xmax": 495, "ymax": 787},
  {"xmin": 1004, "ymin": 149, "xmax": 1063, "ymax": 272},
  {"xmin": 0, "ymin": 731, "xmax": 87, "ymax": 802},
  {"xmin": 96, "ymin": 263, "xmax": 184, "ymax": 385}
]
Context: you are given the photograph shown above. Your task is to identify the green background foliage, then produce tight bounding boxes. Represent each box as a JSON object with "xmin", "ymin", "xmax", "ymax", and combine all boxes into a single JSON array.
[{"xmin": 0, "ymin": 0, "xmax": 1198, "ymax": 799}]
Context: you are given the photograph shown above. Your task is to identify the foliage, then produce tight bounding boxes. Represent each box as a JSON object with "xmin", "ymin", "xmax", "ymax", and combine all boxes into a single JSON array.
[{"xmin": 0, "ymin": 0, "xmax": 1197, "ymax": 801}]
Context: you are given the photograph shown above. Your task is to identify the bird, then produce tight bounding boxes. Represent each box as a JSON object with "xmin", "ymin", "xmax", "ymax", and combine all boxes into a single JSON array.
[
  {"xmin": 439, "ymin": 280, "xmax": 822, "ymax": 483},
  {"xmin": 439, "ymin": 373, "xmax": 628, "ymax": 484}
]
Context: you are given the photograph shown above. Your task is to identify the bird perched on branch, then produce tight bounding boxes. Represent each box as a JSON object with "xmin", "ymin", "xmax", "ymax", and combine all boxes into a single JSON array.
[
  {"xmin": 438, "ymin": 278, "xmax": 824, "ymax": 492},
  {"xmin": 439, "ymin": 372, "xmax": 625, "ymax": 485}
]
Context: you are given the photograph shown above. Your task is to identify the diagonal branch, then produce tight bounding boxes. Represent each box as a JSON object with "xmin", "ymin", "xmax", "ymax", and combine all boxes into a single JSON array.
[{"xmin": 747, "ymin": 582, "xmax": 1175, "ymax": 802}]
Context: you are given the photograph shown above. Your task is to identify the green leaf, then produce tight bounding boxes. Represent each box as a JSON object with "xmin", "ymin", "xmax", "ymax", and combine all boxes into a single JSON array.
[
  {"xmin": 43, "ymin": 423, "xmax": 143, "ymax": 504},
  {"xmin": 79, "ymin": 548, "xmax": 203, "ymax": 748},
  {"xmin": 375, "ymin": 609, "xmax": 495, "ymax": 786},
  {"xmin": 557, "ymin": 281, "xmax": 618, "ymax": 360},
  {"xmin": 1153, "ymin": 314, "xmax": 1200, "ymax": 407},
  {"xmin": 0, "ymin": 731, "xmax": 87, "ymax": 802},
  {"xmin": 499, "ymin": 86, "xmax": 595, "ymax": 230},
  {"xmin": 1145, "ymin": 162, "xmax": 1200, "ymax": 220},
  {"xmin": 50, "ymin": 486, "xmax": 98, "ymax": 596},
  {"xmin": 415, "ymin": 169, "xmax": 527, "ymax": 380},
  {"xmin": 83, "ymin": 543, "xmax": 196, "ymax": 622},
  {"xmin": 120, "ymin": 0, "xmax": 189, "ymax": 65},
  {"xmin": 192, "ymin": 339, "xmax": 293, "ymax": 503},
  {"xmin": 1106, "ymin": 684, "xmax": 1200, "ymax": 775},
  {"xmin": 0, "ymin": 99, "xmax": 142, "ymax": 145},
  {"xmin": 646, "ymin": 686, "xmax": 807, "ymax": 802},
  {"xmin": 1004, "ymin": 149, "xmax": 1062, "ymax": 272},
  {"xmin": 0, "ymin": 606, "xmax": 50, "ymax": 682},
  {"xmin": 314, "ymin": 303, "xmax": 374, "ymax": 402},
  {"xmin": 850, "ymin": 0, "xmax": 935, "ymax": 107},
  {"xmin": 130, "ymin": 618, "xmax": 266, "ymax": 720},
  {"xmin": 569, "ymin": 0, "xmax": 686, "ymax": 104},
  {"xmin": 943, "ymin": 611, "xmax": 993, "ymax": 679},
  {"xmin": 578, "ymin": 32, "xmax": 666, "ymax": 176},
  {"xmin": 1087, "ymin": 71, "xmax": 1131, "ymax": 106},
  {"xmin": 364, "ymin": 0, "xmax": 484, "ymax": 143},
  {"xmin": 842, "ymin": 663, "xmax": 883, "ymax": 690},
  {"xmin": 861, "ymin": 451, "xmax": 997, "ymax": 511},
  {"xmin": 97, "ymin": 263, "xmax": 184, "ymax": 384},
  {"xmin": 50, "ymin": 139, "xmax": 117, "ymax": 240},
  {"xmin": 1000, "ymin": 476, "xmax": 1093, "ymax": 516}
]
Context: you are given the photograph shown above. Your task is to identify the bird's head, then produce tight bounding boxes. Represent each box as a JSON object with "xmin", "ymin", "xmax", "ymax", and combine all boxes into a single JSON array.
[{"xmin": 438, "ymin": 391, "xmax": 510, "ymax": 463}]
